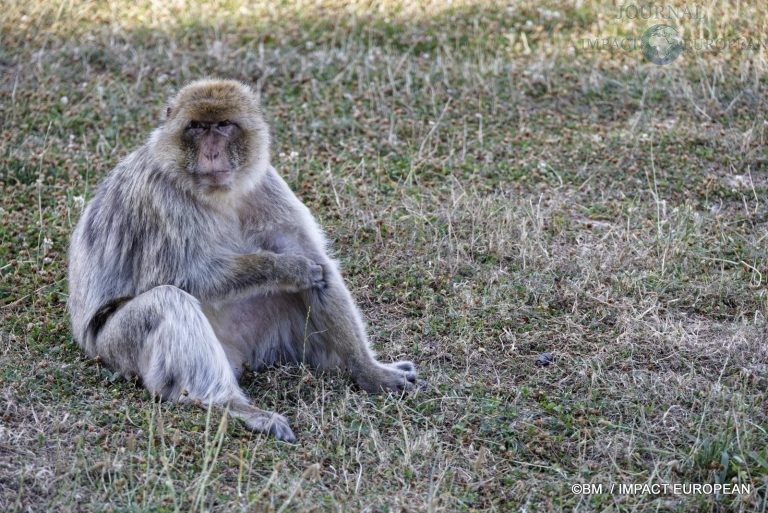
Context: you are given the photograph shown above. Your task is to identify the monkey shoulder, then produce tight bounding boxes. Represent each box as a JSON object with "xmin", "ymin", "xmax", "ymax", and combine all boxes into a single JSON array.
[{"xmin": 76, "ymin": 145, "xmax": 214, "ymax": 288}]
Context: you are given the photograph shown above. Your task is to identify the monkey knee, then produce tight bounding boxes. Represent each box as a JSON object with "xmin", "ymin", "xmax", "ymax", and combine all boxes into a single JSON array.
[
  {"xmin": 134, "ymin": 285, "xmax": 206, "ymax": 324},
  {"xmin": 99, "ymin": 286, "xmax": 200, "ymax": 343},
  {"xmin": 143, "ymin": 285, "xmax": 199, "ymax": 309}
]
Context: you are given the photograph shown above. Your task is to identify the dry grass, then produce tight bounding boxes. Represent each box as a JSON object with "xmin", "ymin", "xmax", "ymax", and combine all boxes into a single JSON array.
[{"xmin": 1, "ymin": 1, "xmax": 767, "ymax": 511}]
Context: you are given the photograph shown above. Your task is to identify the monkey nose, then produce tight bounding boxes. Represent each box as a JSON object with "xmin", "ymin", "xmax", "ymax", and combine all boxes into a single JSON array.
[{"xmin": 204, "ymin": 152, "xmax": 220, "ymax": 161}]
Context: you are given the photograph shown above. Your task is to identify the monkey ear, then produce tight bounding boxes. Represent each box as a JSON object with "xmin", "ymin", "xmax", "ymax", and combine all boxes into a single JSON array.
[{"xmin": 166, "ymin": 106, "xmax": 172, "ymax": 118}]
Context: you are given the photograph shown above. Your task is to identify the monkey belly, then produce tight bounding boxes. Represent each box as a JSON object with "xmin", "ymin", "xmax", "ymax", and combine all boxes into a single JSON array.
[{"xmin": 202, "ymin": 292, "xmax": 336, "ymax": 375}]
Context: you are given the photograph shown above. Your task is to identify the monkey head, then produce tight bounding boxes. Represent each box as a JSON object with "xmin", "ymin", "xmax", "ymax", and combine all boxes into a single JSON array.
[{"xmin": 151, "ymin": 79, "xmax": 270, "ymax": 193}]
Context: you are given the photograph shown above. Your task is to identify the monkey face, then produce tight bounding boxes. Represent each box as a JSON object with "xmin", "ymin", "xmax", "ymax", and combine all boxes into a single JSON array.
[
  {"xmin": 181, "ymin": 119, "xmax": 246, "ymax": 188},
  {"xmin": 155, "ymin": 79, "xmax": 271, "ymax": 194}
]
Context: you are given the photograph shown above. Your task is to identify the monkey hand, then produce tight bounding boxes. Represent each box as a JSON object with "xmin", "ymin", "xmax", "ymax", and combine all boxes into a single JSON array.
[
  {"xmin": 241, "ymin": 409, "xmax": 297, "ymax": 443},
  {"xmin": 280, "ymin": 254, "xmax": 326, "ymax": 291}
]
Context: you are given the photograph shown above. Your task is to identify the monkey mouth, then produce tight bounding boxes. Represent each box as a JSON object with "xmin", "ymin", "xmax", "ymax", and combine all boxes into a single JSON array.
[{"xmin": 198, "ymin": 169, "xmax": 235, "ymax": 187}]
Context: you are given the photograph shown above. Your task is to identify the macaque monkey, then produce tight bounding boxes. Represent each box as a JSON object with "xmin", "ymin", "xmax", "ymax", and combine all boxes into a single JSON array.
[{"xmin": 68, "ymin": 79, "xmax": 420, "ymax": 442}]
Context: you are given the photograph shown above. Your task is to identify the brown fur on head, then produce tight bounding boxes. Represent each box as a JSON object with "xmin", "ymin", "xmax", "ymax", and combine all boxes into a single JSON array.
[{"xmin": 151, "ymin": 79, "xmax": 270, "ymax": 196}]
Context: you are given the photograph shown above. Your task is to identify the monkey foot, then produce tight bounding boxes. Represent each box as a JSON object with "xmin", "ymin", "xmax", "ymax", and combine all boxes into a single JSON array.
[{"xmin": 355, "ymin": 360, "xmax": 421, "ymax": 393}]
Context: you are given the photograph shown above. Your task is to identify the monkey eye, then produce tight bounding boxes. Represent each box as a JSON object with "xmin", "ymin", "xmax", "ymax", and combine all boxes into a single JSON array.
[
  {"xmin": 217, "ymin": 120, "xmax": 233, "ymax": 128},
  {"xmin": 187, "ymin": 121, "xmax": 205, "ymax": 130}
]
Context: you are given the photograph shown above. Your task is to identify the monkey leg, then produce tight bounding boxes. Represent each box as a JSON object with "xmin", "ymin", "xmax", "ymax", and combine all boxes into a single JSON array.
[
  {"xmin": 203, "ymin": 277, "xmax": 419, "ymax": 393},
  {"xmin": 94, "ymin": 285, "xmax": 296, "ymax": 442},
  {"xmin": 300, "ymin": 277, "xmax": 420, "ymax": 393}
]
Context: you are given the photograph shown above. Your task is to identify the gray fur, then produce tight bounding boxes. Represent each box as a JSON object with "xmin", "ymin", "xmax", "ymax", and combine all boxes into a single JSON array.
[{"xmin": 68, "ymin": 80, "xmax": 419, "ymax": 442}]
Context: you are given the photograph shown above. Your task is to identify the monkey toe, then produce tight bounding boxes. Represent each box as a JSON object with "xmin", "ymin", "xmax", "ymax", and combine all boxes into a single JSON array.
[
  {"xmin": 401, "ymin": 371, "xmax": 420, "ymax": 388},
  {"xmin": 268, "ymin": 421, "xmax": 297, "ymax": 443},
  {"xmin": 393, "ymin": 360, "xmax": 416, "ymax": 373},
  {"xmin": 353, "ymin": 359, "xmax": 423, "ymax": 394},
  {"xmin": 385, "ymin": 361, "xmax": 418, "ymax": 384}
]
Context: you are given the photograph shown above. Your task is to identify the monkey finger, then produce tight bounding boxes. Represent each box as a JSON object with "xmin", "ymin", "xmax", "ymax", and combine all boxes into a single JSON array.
[
  {"xmin": 308, "ymin": 264, "xmax": 327, "ymax": 289},
  {"xmin": 242, "ymin": 411, "xmax": 297, "ymax": 442}
]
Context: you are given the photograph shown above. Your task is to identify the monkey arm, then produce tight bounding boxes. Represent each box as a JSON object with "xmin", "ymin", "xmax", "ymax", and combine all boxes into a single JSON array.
[{"xmin": 182, "ymin": 252, "xmax": 325, "ymax": 302}]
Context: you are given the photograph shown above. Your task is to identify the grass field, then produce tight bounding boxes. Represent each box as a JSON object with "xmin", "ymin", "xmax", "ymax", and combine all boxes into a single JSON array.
[{"xmin": 1, "ymin": 1, "xmax": 767, "ymax": 511}]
